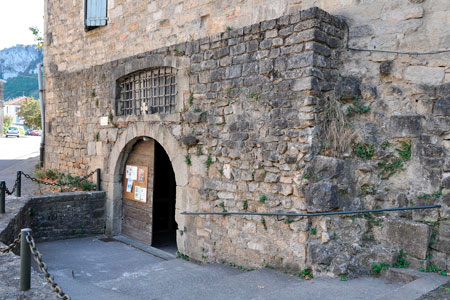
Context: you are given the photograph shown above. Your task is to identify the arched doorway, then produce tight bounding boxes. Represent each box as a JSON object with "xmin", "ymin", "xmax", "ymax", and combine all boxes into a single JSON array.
[
  {"xmin": 152, "ymin": 141, "xmax": 177, "ymax": 252},
  {"xmin": 121, "ymin": 138, "xmax": 177, "ymax": 253}
]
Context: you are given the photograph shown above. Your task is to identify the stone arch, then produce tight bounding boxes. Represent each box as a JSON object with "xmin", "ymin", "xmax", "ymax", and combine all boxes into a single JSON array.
[{"xmin": 104, "ymin": 122, "xmax": 190, "ymax": 250}]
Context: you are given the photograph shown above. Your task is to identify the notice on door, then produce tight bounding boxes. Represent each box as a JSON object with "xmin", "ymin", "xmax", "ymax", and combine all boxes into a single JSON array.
[
  {"xmin": 126, "ymin": 165, "xmax": 138, "ymax": 181},
  {"xmin": 124, "ymin": 165, "xmax": 148, "ymax": 203}
]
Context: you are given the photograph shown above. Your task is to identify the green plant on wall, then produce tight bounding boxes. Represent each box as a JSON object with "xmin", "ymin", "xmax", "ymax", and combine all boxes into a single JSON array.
[
  {"xmin": 392, "ymin": 249, "xmax": 409, "ymax": 268},
  {"xmin": 346, "ymin": 95, "xmax": 370, "ymax": 117},
  {"xmin": 378, "ymin": 139, "xmax": 411, "ymax": 180},
  {"xmin": 205, "ymin": 153, "xmax": 213, "ymax": 169},
  {"xmin": 353, "ymin": 143, "xmax": 375, "ymax": 159},
  {"xmin": 358, "ymin": 184, "xmax": 377, "ymax": 197},
  {"xmin": 298, "ymin": 268, "xmax": 313, "ymax": 279},
  {"xmin": 372, "ymin": 262, "xmax": 390, "ymax": 274},
  {"xmin": 261, "ymin": 217, "xmax": 267, "ymax": 230},
  {"xmin": 259, "ymin": 194, "xmax": 267, "ymax": 204},
  {"xmin": 185, "ymin": 154, "xmax": 192, "ymax": 166}
]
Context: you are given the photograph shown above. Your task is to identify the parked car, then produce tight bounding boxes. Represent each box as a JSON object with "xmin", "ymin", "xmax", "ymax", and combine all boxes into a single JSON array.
[
  {"xmin": 31, "ymin": 130, "xmax": 42, "ymax": 136},
  {"xmin": 25, "ymin": 129, "xmax": 33, "ymax": 135},
  {"xmin": 5, "ymin": 127, "xmax": 20, "ymax": 138}
]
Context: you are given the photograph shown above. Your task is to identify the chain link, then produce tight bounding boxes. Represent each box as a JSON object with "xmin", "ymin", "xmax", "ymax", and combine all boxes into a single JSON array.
[
  {"xmin": 0, "ymin": 233, "xmax": 21, "ymax": 254},
  {"xmin": 25, "ymin": 232, "xmax": 71, "ymax": 300},
  {"xmin": 22, "ymin": 169, "xmax": 96, "ymax": 188}
]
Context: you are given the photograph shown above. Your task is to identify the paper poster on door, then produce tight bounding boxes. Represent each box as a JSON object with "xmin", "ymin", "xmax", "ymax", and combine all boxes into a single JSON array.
[
  {"xmin": 126, "ymin": 179, "xmax": 133, "ymax": 193},
  {"xmin": 140, "ymin": 187, "xmax": 147, "ymax": 202},
  {"xmin": 138, "ymin": 168, "xmax": 145, "ymax": 183},
  {"xmin": 126, "ymin": 165, "xmax": 138, "ymax": 181},
  {"xmin": 134, "ymin": 186, "xmax": 141, "ymax": 201}
]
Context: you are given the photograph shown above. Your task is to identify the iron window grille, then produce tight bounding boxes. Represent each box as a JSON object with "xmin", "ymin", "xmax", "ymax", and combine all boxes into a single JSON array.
[{"xmin": 117, "ymin": 67, "xmax": 177, "ymax": 116}]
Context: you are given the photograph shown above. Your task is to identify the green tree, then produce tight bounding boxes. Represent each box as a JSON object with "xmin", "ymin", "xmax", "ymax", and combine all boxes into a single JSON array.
[
  {"xmin": 17, "ymin": 98, "xmax": 41, "ymax": 129},
  {"xmin": 3, "ymin": 115, "xmax": 13, "ymax": 134},
  {"xmin": 29, "ymin": 26, "xmax": 44, "ymax": 49}
]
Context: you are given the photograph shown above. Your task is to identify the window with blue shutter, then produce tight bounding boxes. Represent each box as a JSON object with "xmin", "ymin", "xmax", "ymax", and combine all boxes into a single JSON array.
[{"xmin": 85, "ymin": 0, "xmax": 107, "ymax": 29}]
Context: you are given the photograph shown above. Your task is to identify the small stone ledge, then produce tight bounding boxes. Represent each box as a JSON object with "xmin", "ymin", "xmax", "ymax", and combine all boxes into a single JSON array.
[{"xmin": 0, "ymin": 191, "xmax": 106, "ymax": 246}]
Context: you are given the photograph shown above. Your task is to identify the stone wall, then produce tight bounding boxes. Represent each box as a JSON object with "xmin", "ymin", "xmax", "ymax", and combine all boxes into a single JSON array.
[
  {"xmin": 44, "ymin": 0, "xmax": 450, "ymax": 74},
  {"xmin": 0, "ymin": 192, "xmax": 106, "ymax": 246},
  {"xmin": 43, "ymin": 1, "xmax": 450, "ymax": 277},
  {"xmin": 0, "ymin": 80, "xmax": 4, "ymax": 136}
]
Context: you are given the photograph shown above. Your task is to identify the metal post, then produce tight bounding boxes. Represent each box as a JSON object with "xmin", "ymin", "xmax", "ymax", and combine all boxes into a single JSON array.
[
  {"xmin": 96, "ymin": 168, "xmax": 101, "ymax": 191},
  {"xmin": 16, "ymin": 171, "xmax": 21, "ymax": 197},
  {"xmin": 0, "ymin": 181, "xmax": 5, "ymax": 214},
  {"xmin": 38, "ymin": 63, "xmax": 45, "ymax": 168},
  {"xmin": 19, "ymin": 228, "xmax": 32, "ymax": 291}
]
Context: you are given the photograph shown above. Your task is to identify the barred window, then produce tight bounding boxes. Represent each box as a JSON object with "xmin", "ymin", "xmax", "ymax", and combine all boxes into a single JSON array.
[{"xmin": 117, "ymin": 68, "xmax": 177, "ymax": 116}]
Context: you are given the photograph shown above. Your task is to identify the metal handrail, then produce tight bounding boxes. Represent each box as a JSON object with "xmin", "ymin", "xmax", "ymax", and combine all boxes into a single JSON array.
[{"xmin": 181, "ymin": 205, "xmax": 441, "ymax": 217}]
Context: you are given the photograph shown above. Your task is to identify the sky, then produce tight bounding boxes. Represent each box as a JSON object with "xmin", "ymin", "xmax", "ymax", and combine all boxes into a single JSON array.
[{"xmin": 0, "ymin": 0, "xmax": 44, "ymax": 50}]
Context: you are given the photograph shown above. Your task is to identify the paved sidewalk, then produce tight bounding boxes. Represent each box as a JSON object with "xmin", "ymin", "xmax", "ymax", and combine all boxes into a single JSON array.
[{"xmin": 34, "ymin": 237, "xmax": 449, "ymax": 300}]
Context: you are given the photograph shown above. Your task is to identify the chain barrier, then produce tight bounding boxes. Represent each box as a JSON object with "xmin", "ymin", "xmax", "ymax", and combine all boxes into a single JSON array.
[
  {"xmin": 25, "ymin": 232, "xmax": 71, "ymax": 300},
  {"xmin": 0, "ymin": 231, "xmax": 71, "ymax": 299},
  {"xmin": 22, "ymin": 169, "xmax": 96, "ymax": 188},
  {"xmin": 0, "ymin": 233, "xmax": 21, "ymax": 254},
  {"xmin": 1, "ymin": 169, "xmax": 98, "ymax": 196},
  {"xmin": 4, "ymin": 175, "xmax": 20, "ymax": 195}
]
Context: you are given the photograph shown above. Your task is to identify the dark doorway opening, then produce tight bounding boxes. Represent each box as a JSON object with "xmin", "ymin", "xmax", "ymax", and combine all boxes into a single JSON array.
[{"xmin": 152, "ymin": 141, "xmax": 177, "ymax": 254}]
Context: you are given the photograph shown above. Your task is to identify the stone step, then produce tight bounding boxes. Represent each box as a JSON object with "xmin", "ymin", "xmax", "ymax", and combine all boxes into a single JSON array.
[
  {"xmin": 375, "ymin": 271, "xmax": 450, "ymax": 300},
  {"xmin": 381, "ymin": 268, "xmax": 422, "ymax": 284}
]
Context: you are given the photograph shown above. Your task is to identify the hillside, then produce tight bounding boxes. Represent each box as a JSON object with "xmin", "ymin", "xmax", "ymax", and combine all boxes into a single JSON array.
[{"xmin": 0, "ymin": 45, "xmax": 43, "ymax": 100}]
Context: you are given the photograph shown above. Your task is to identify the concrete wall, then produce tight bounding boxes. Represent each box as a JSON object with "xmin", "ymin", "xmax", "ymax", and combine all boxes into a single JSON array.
[{"xmin": 43, "ymin": 0, "xmax": 450, "ymax": 277}]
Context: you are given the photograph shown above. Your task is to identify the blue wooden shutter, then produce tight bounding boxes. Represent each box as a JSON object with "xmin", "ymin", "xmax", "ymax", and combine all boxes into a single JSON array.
[{"xmin": 85, "ymin": 0, "xmax": 107, "ymax": 27}]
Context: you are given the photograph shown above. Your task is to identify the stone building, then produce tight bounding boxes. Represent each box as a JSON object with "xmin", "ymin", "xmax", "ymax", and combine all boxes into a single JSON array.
[{"xmin": 44, "ymin": 0, "xmax": 450, "ymax": 276}]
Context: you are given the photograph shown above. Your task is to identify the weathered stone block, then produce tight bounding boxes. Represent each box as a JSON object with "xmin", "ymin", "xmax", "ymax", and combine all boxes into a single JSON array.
[
  {"xmin": 379, "ymin": 60, "xmax": 393, "ymax": 75},
  {"xmin": 305, "ymin": 181, "xmax": 338, "ymax": 212},
  {"xmin": 87, "ymin": 141, "xmax": 96, "ymax": 156},
  {"xmin": 375, "ymin": 218, "xmax": 430, "ymax": 259},
  {"xmin": 180, "ymin": 134, "xmax": 198, "ymax": 146},
  {"xmin": 440, "ymin": 220, "xmax": 450, "ymax": 238},
  {"xmin": 433, "ymin": 97, "xmax": 450, "ymax": 116},
  {"xmin": 404, "ymin": 66, "xmax": 445, "ymax": 85},
  {"xmin": 185, "ymin": 111, "xmax": 207, "ymax": 123},
  {"xmin": 311, "ymin": 155, "xmax": 344, "ymax": 179},
  {"xmin": 334, "ymin": 76, "xmax": 360, "ymax": 101},
  {"xmin": 389, "ymin": 115, "xmax": 423, "ymax": 137},
  {"xmin": 431, "ymin": 237, "xmax": 450, "ymax": 254},
  {"xmin": 292, "ymin": 77, "xmax": 317, "ymax": 91},
  {"xmin": 307, "ymin": 242, "xmax": 334, "ymax": 265}
]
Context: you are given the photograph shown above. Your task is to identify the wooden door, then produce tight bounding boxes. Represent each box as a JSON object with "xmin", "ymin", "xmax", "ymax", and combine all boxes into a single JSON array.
[{"xmin": 122, "ymin": 140, "xmax": 154, "ymax": 244}]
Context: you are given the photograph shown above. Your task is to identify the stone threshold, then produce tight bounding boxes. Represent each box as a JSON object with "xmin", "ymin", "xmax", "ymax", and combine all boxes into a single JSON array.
[{"xmin": 112, "ymin": 235, "xmax": 176, "ymax": 261}]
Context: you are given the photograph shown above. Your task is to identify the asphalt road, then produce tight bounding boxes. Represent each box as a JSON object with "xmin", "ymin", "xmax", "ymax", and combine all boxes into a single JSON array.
[
  {"xmin": 0, "ymin": 135, "xmax": 41, "ymax": 170},
  {"xmin": 0, "ymin": 135, "xmax": 41, "ymax": 196}
]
